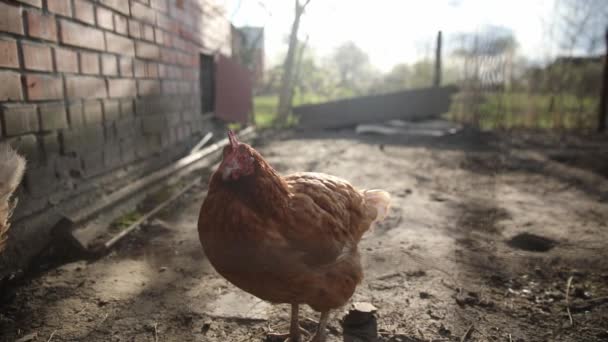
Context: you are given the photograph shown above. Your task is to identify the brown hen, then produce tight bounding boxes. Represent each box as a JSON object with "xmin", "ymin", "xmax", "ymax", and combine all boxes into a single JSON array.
[{"xmin": 198, "ymin": 131, "xmax": 390, "ymax": 342}]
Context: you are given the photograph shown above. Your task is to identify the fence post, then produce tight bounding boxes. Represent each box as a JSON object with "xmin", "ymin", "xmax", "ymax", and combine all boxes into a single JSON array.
[
  {"xmin": 599, "ymin": 27, "xmax": 608, "ymax": 132},
  {"xmin": 433, "ymin": 30, "xmax": 442, "ymax": 88}
]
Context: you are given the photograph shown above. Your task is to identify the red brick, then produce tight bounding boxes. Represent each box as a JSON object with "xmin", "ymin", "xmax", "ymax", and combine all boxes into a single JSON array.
[
  {"xmin": 26, "ymin": 11, "xmax": 57, "ymax": 42},
  {"xmin": 24, "ymin": 74, "xmax": 63, "ymax": 100},
  {"xmin": 101, "ymin": 54, "xmax": 118, "ymax": 76},
  {"xmin": 135, "ymin": 41, "xmax": 160, "ymax": 60},
  {"xmin": 96, "ymin": 6, "xmax": 114, "ymax": 30},
  {"xmin": 16, "ymin": 0, "xmax": 42, "ymax": 7},
  {"xmin": 22, "ymin": 42, "xmax": 53, "ymax": 71},
  {"xmin": 114, "ymin": 14, "xmax": 128, "ymax": 35},
  {"xmin": 74, "ymin": 0, "xmax": 95, "ymax": 25},
  {"xmin": 80, "ymin": 52, "xmax": 100, "ymax": 74},
  {"xmin": 130, "ymin": 2, "xmax": 155, "ymax": 23},
  {"xmin": 0, "ymin": 71, "xmax": 23, "ymax": 101},
  {"xmin": 0, "ymin": 39, "xmax": 19, "ymax": 69},
  {"xmin": 100, "ymin": 0, "xmax": 129, "ymax": 15},
  {"xmin": 108, "ymin": 79, "xmax": 136, "ymax": 98},
  {"xmin": 0, "ymin": 3, "xmax": 24, "ymax": 35},
  {"xmin": 105, "ymin": 32, "xmax": 135, "ymax": 56},
  {"xmin": 66, "ymin": 76, "xmax": 107, "ymax": 99},
  {"xmin": 55, "ymin": 47, "xmax": 79, "ymax": 73},
  {"xmin": 146, "ymin": 62, "xmax": 158, "ymax": 78},
  {"xmin": 60, "ymin": 19, "xmax": 105, "ymax": 50},
  {"xmin": 134, "ymin": 59, "xmax": 146, "ymax": 77},
  {"xmin": 119, "ymin": 57, "xmax": 133, "ymax": 76},
  {"xmin": 48, "ymin": 0, "xmax": 72, "ymax": 17},
  {"xmin": 2, "ymin": 104, "xmax": 38, "ymax": 136},
  {"xmin": 143, "ymin": 24, "xmax": 155, "ymax": 42},
  {"xmin": 128, "ymin": 19, "xmax": 141, "ymax": 39}
]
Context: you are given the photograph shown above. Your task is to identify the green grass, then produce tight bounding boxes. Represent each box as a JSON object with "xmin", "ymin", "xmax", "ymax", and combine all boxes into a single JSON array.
[
  {"xmin": 253, "ymin": 93, "xmax": 330, "ymax": 128},
  {"xmin": 449, "ymin": 92, "xmax": 599, "ymax": 131}
]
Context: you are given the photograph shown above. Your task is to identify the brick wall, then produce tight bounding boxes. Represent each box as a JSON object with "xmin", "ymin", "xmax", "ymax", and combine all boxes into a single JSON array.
[{"xmin": 0, "ymin": 0, "xmax": 232, "ymax": 272}]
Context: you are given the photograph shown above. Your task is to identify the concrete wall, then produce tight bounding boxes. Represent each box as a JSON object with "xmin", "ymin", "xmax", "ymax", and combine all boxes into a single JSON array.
[{"xmin": 0, "ymin": 0, "xmax": 232, "ymax": 274}]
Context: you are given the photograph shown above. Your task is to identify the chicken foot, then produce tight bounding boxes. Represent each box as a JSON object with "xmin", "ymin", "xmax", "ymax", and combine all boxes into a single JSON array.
[
  {"xmin": 267, "ymin": 304, "xmax": 304, "ymax": 342},
  {"xmin": 309, "ymin": 311, "xmax": 330, "ymax": 342}
]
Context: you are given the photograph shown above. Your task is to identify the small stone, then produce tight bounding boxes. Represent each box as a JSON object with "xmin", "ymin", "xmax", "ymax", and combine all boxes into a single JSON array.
[{"xmin": 159, "ymin": 267, "xmax": 167, "ymax": 273}]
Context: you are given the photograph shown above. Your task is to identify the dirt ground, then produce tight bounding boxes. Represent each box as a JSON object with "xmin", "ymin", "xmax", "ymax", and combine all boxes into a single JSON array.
[{"xmin": 1, "ymin": 125, "xmax": 608, "ymax": 342}]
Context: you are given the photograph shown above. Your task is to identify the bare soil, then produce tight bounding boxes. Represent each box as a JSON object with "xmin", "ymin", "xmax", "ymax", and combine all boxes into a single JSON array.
[{"xmin": 1, "ymin": 127, "xmax": 608, "ymax": 342}]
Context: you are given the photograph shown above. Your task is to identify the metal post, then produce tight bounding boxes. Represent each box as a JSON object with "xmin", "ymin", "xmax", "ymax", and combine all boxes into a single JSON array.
[
  {"xmin": 599, "ymin": 27, "xmax": 608, "ymax": 132},
  {"xmin": 433, "ymin": 30, "xmax": 442, "ymax": 88}
]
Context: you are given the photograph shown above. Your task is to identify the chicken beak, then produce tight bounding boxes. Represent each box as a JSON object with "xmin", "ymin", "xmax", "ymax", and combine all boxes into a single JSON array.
[{"xmin": 227, "ymin": 130, "xmax": 239, "ymax": 149}]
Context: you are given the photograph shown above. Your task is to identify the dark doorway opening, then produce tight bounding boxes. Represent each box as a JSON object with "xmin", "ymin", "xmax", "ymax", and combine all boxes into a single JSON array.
[{"xmin": 200, "ymin": 54, "xmax": 215, "ymax": 114}]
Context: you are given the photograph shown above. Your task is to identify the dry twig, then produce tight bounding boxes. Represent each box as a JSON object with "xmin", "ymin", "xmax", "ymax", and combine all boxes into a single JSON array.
[
  {"xmin": 47, "ymin": 330, "xmax": 57, "ymax": 342},
  {"xmin": 154, "ymin": 322, "xmax": 159, "ymax": 342},
  {"xmin": 566, "ymin": 276, "xmax": 574, "ymax": 326},
  {"xmin": 460, "ymin": 324, "xmax": 474, "ymax": 342}
]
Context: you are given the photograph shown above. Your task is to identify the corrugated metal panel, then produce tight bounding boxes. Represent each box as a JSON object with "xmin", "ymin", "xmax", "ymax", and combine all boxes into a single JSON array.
[{"xmin": 214, "ymin": 54, "xmax": 252, "ymax": 124}]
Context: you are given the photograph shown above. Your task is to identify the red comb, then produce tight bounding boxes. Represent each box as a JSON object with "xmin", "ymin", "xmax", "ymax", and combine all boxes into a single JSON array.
[{"xmin": 227, "ymin": 130, "xmax": 239, "ymax": 148}]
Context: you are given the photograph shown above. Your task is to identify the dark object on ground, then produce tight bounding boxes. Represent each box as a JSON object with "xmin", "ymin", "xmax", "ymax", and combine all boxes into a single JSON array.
[{"xmin": 506, "ymin": 232, "xmax": 557, "ymax": 252}]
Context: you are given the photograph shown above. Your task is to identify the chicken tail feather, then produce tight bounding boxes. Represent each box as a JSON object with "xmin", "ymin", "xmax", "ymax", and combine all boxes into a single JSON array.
[{"xmin": 364, "ymin": 189, "xmax": 391, "ymax": 222}]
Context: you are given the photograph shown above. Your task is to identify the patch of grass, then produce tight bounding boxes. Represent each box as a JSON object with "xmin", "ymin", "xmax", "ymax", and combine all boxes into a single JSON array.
[
  {"xmin": 253, "ymin": 93, "xmax": 331, "ymax": 128},
  {"xmin": 449, "ymin": 92, "xmax": 599, "ymax": 130}
]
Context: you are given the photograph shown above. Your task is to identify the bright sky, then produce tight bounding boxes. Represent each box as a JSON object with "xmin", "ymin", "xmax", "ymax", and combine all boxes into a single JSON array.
[{"xmin": 223, "ymin": 0, "xmax": 557, "ymax": 72}]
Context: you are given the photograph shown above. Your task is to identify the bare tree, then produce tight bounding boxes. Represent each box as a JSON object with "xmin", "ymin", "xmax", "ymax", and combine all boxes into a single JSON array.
[{"xmin": 276, "ymin": 0, "xmax": 312, "ymax": 126}]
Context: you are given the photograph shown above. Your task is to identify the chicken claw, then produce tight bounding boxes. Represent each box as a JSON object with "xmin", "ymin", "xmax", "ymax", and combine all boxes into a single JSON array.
[{"xmin": 309, "ymin": 311, "xmax": 330, "ymax": 342}]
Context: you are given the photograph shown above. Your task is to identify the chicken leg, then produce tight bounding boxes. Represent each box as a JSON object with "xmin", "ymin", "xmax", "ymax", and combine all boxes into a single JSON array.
[
  {"xmin": 310, "ymin": 311, "xmax": 330, "ymax": 342},
  {"xmin": 267, "ymin": 304, "xmax": 302, "ymax": 342}
]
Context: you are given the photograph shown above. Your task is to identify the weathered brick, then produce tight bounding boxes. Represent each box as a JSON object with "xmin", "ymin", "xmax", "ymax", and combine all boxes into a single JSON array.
[
  {"xmin": 142, "ymin": 115, "xmax": 167, "ymax": 134},
  {"xmin": 156, "ymin": 13, "xmax": 172, "ymax": 31},
  {"xmin": 39, "ymin": 102, "xmax": 69, "ymax": 131},
  {"xmin": 24, "ymin": 165, "xmax": 58, "ymax": 197},
  {"xmin": 40, "ymin": 132, "xmax": 60, "ymax": 156},
  {"xmin": 150, "ymin": 0, "xmax": 168, "ymax": 12},
  {"xmin": 135, "ymin": 41, "xmax": 160, "ymax": 60},
  {"xmin": 67, "ymin": 101, "xmax": 84, "ymax": 127},
  {"xmin": 80, "ymin": 52, "xmax": 100, "ymax": 74},
  {"xmin": 74, "ymin": 0, "xmax": 95, "ymax": 25},
  {"xmin": 0, "ymin": 39, "xmax": 19, "ymax": 69},
  {"xmin": 104, "ymin": 121, "xmax": 116, "ymax": 141},
  {"xmin": 120, "ymin": 99, "xmax": 134, "ymax": 117},
  {"xmin": 130, "ymin": 1, "xmax": 155, "ymax": 23},
  {"xmin": 26, "ymin": 10, "xmax": 57, "ymax": 42},
  {"xmin": 103, "ymin": 99, "xmax": 120, "ymax": 122},
  {"xmin": 22, "ymin": 42, "xmax": 53, "ymax": 71},
  {"xmin": 157, "ymin": 63, "xmax": 167, "ymax": 78},
  {"xmin": 119, "ymin": 57, "xmax": 133, "ymax": 77},
  {"xmin": 114, "ymin": 14, "xmax": 128, "ymax": 35},
  {"xmin": 105, "ymin": 32, "xmax": 135, "ymax": 56},
  {"xmin": 7, "ymin": 134, "xmax": 42, "ymax": 167},
  {"xmin": 104, "ymin": 142, "xmax": 121, "ymax": 167},
  {"xmin": 60, "ymin": 19, "xmax": 105, "ymax": 50},
  {"xmin": 47, "ymin": 0, "xmax": 72, "ymax": 17},
  {"xmin": 54, "ymin": 47, "xmax": 79, "ymax": 73},
  {"xmin": 16, "ymin": 0, "xmax": 42, "ymax": 7},
  {"xmin": 108, "ymin": 79, "xmax": 136, "ymax": 98},
  {"xmin": 0, "ymin": 71, "xmax": 23, "ymax": 101},
  {"xmin": 62, "ymin": 125, "xmax": 104, "ymax": 153},
  {"xmin": 116, "ymin": 117, "xmax": 135, "ymax": 139},
  {"xmin": 161, "ymin": 80, "xmax": 177, "ymax": 94},
  {"xmin": 143, "ymin": 24, "xmax": 155, "ymax": 42},
  {"xmin": 146, "ymin": 62, "xmax": 158, "ymax": 78},
  {"xmin": 128, "ymin": 19, "xmax": 141, "ymax": 39},
  {"xmin": 100, "ymin": 0, "xmax": 129, "ymax": 15},
  {"xmin": 83, "ymin": 99, "xmax": 103, "ymax": 124},
  {"xmin": 137, "ymin": 80, "xmax": 161, "ymax": 96},
  {"xmin": 66, "ymin": 75, "xmax": 107, "ymax": 99},
  {"xmin": 0, "ymin": 3, "xmax": 24, "ymax": 35},
  {"xmin": 2, "ymin": 104, "xmax": 39, "ymax": 136},
  {"xmin": 154, "ymin": 28, "xmax": 164, "ymax": 45},
  {"xmin": 25, "ymin": 74, "xmax": 63, "ymax": 100},
  {"xmin": 134, "ymin": 59, "xmax": 146, "ymax": 77},
  {"xmin": 120, "ymin": 139, "xmax": 136, "ymax": 162},
  {"xmin": 101, "ymin": 54, "xmax": 118, "ymax": 76},
  {"xmin": 96, "ymin": 6, "xmax": 114, "ymax": 30}
]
